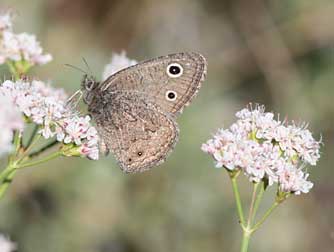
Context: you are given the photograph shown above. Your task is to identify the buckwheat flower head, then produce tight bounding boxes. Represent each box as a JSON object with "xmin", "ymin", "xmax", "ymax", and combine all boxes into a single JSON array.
[
  {"xmin": 102, "ymin": 51, "xmax": 137, "ymax": 80},
  {"xmin": 202, "ymin": 104, "xmax": 321, "ymax": 195},
  {"xmin": 0, "ymin": 92, "xmax": 24, "ymax": 157},
  {"xmin": 0, "ymin": 12, "xmax": 52, "ymax": 66},
  {"xmin": 0, "ymin": 31, "xmax": 52, "ymax": 65},
  {"xmin": 0, "ymin": 234, "xmax": 16, "ymax": 252},
  {"xmin": 0, "ymin": 79, "xmax": 99, "ymax": 160}
]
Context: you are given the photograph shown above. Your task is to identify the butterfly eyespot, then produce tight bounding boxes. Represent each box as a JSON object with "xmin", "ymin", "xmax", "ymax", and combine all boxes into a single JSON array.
[
  {"xmin": 137, "ymin": 151, "xmax": 143, "ymax": 156},
  {"xmin": 165, "ymin": 90, "xmax": 177, "ymax": 101},
  {"xmin": 166, "ymin": 63, "xmax": 183, "ymax": 78},
  {"xmin": 128, "ymin": 158, "xmax": 132, "ymax": 162}
]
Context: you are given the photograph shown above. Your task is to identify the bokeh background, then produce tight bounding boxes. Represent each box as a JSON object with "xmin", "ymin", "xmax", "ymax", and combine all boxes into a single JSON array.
[{"xmin": 0, "ymin": 0, "xmax": 333, "ymax": 251}]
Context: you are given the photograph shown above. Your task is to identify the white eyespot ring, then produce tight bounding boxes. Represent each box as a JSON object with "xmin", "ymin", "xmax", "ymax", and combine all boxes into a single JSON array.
[
  {"xmin": 166, "ymin": 63, "xmax": 183, "ymax": 78},
  {"xmin": 165, "ymin": 90, "xmax": 177, "ymax": 101}
]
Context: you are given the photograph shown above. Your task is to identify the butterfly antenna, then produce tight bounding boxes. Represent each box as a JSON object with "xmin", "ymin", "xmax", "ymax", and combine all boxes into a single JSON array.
[
  {"xmin": 82, "ymin": 57, "xmax": 94, "ymax": 76},
  {"xmin": 64, "ymin": 64, "xmax": 88, "ymax": 74}
]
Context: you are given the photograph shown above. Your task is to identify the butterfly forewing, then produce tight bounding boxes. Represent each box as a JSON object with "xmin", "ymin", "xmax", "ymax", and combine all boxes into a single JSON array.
[{"xmin": 100, "ymin": 52, "xmax": 207, "ymax": 116}]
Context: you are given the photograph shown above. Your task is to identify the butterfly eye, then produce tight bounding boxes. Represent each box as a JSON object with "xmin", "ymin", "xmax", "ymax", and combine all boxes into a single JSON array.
[
  {"xmin": 165, "ymin": 90, "xmax": 177, "ymax": 101},
  {"xmin": 166, "ymin": 63, "xmax": 183, "ymax": 78},
  {"xmin": 84, "ymin": 77, "xmax": 96, "ymax": 91},
  {"xmin": 85, "ymin": 81, "xmax": 94, "ymax": 91}
]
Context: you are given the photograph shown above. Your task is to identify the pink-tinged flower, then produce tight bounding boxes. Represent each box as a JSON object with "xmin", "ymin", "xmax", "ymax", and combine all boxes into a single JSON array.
[
  {"xmin": 202, "ymin": 104, "xmax": 321, "ymax": 195},
  {"xmin": 0, "ymin": 92, "xmax": 24, "ymax": 157},
  {"xmin": 0, "ymin": 79, "xmax": 100, "ymax": 160},
  {"xmin": 57, "ymin": 115, "xmax": 99, "ymax": 160},
  {"xmin": 277, "ymin": 164, "xmax": 313, "ymax": 195},
  {"xmin": 244, "ymin": 142, "xmax": 282, "ymax": 185},
  {"xmin": 61, "ymin": 115, "xmax": 93, "ymax": 145},
  {"xmin": 79, "ymin": 139, "xmax": 99, "ymax": 160},
  {"xmin": 201, "ymin": 140, "xmax": 217, "ymax": 155},
  {"xmin": 0, "ymin": 12, "xmax": 52, "ymax": 66},
  {"xmin": 0, "ymin": 31, "xmax": 52, "ymax": 65},
  {"xmin": 0, "ymin": 234, "xmax": 16, "ymax": 252},
  {"xmin": 102, "ymin": 51, "xmax": 137, "ymax": 80}
]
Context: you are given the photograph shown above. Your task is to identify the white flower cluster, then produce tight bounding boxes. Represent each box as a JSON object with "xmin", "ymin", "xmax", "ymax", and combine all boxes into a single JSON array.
[
  {"xmin": 202, "ymin": 105, "xmax": 321, "ymax": 195},
  {"xmin": 0, "ymin": 91, "xmax": 24, "ymax": 157},
  {"xmin": 102, "ymin": 51, "xmax": 137, "ymax": 80},
  {"xmin": 0, "ymin": 12, "xmax": 52, "ymax": 66},
  {"xmin": 0, "ymin": 79, "xmax": 99, "ymax": 160},
  {"xmin": 0, "ymin": 234, "xmax": 16, "ymax": 252}
]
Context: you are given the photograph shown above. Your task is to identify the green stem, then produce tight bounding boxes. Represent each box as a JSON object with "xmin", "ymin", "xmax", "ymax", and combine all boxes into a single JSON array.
[
  {"xmin": 238, "ymin": 182, "xmax": 262, "ymax": 252},
  {"xmin": 229, "ymin": 171, "xmax": 250, "ymax": 251},
  {"xmin": 0, "ymin": 143, "xmax": 61, "ymax": 200},
  {"xmin": 247, "ymin": 182, "xmax": 259, "ymax": 227},
  {"xmin": 25, "ymin": 124, "xmax": 39, "ymax": 148},
  {"xmin": 13, "ymin": 130, "xmax": 21, "ymax": 153},
  {"xmin": 0, "ymin": 168, "xmax": 17, "ymax": 200},
  {"xmin": 0, "ymin": 130, "xmax": 22, "ymax": 199},
  {"xmin": 240, "ymin": 229, "xmax": 251, "ymax": 252},
  {"xmin": 17, "ymin": 134, "xmax": 41, "ymax": 163},
  {"xmin": 251, "ymin": 201, "xmax": 280, "ymax": 233},
  {"xmin": 250, "ymin": 181, "xmax": 265, "ymax": 225},
  {"xmin": 230, "ymin": 173, "xmax": 245, "ymax": 225},
  {"xmin": 7, "ymin": 130, "xmax": 21, "ymax": 164},
  {"xmin": 18, "ymin": 151, "xmax": 62, "ymax": 169},
  {"xmin": 0, "ymin": 165, "xmax": 15, "ymax": 184},
  {"xmin": 28, "ymin": 139, "xmax": 59, "ymax": 158}
]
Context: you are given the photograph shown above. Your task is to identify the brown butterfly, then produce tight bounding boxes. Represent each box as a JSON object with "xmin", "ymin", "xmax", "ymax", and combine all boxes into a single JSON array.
[{"xmin": 80, "ymin": 52, "xmax": 207, "ymax": 173}]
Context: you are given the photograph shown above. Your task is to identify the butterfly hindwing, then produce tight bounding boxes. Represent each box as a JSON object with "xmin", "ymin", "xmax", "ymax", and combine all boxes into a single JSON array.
[{"xmin": 89, "ymin": 90, "xmax": 178, "ymax": 173}]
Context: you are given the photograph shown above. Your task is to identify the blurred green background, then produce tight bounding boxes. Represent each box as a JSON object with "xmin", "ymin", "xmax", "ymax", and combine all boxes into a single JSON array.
[{"xmin": 0, "ymin": 0, "xmax": 333, "ymax": 251}]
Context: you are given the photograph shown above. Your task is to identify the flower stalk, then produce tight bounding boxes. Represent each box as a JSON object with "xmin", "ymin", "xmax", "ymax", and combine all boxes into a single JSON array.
[
  {"xmin": 251, "ymin": 181, "xmax": 265, "ymax": 224},
  {"xmin": 0, "ymin": 130, "xmax": 21, "ymax": 199},
  {"xmin": 18, "ymin": 151, "xmax": 62, "ymax": 169},
  {"xmin": 247, "ymin": 182, "xmax": 259, "ymax": 227},
  {"xmin": 250, "ymin": 201, "xmax": 280, "ymax": 233},
  {"xmin": 240, "ymin": 228, "xmax": 251, "ymax": 252},
  {"xmin": 231, "ymin": 177, "xmax": 281, "ymax": 252},
  {"xmin": 230, "ymin": 171, "xmax": 245, "ymax": 226}
]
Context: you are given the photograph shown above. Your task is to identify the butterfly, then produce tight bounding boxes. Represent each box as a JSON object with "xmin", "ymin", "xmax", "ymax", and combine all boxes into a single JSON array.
[{"xmin": 80, "ymin": 52, "xmax": 207, "ymax": 173}]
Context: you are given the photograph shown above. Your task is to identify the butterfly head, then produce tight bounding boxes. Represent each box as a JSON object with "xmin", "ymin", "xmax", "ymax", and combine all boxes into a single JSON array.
[{"xmin": 81, "ymin": 74, "xmax": 99, "ymax": 105}]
